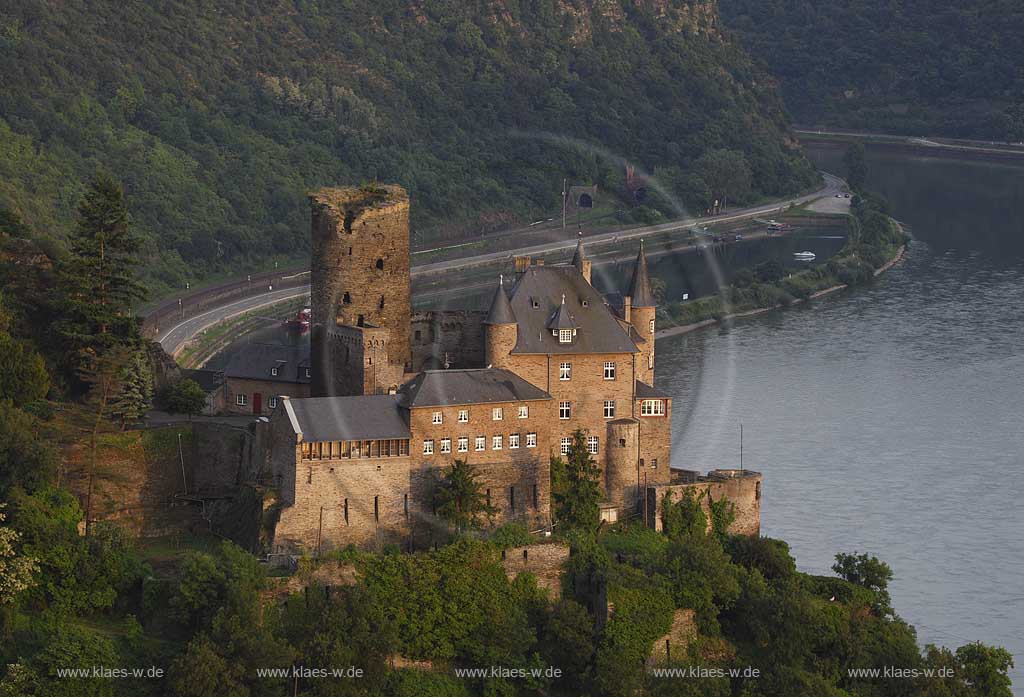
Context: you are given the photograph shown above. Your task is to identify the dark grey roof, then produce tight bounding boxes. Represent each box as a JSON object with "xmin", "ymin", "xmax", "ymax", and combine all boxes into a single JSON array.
[
  {"xmin": 182, "ymin": 368, "xmax": 224, "ymax": 393},
  {"xmin": 635, "ymin": 380, "xmax": 670, "ymax": 399},
  {"xmin": 484, "ymin": 277, "xmax": 516, "ymax": 325},
  {"xmin": 284, "ymin": 395, "xmax": 409, "ymax": 441},
  {"xmin": 508, "ymin": 265, "xmax": 638, "ymax": 355},
  {"xmin": 224, "ymin": 343, "xmax": 311, "ymax": 383},
  {"xmin": 399, "ymin": 368, "xmax": 550, "ymax": 408},
  {"xmin": 546, "ymin": 296, "xmax": 577, "ymax": 330},
  {"xmin": 628, "ymin": 242, "xmax": 656, "ymax": 308}
]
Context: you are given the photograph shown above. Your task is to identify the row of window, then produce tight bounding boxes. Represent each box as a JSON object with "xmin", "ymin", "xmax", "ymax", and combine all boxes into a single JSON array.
[
  {"xmin": 236, "ymin": 394, "xmax": 280, "ymax": 409},
  {"xmin": 302, "ymin": 439, "xmax": 411, "ymax": 460},
  {"xmin": 560, "ymin": 436, "xmax": 600, "ymax": 455},
  {"xmin": 423, "ymin": 432, "xmax": 538, "ymax": 455},
  {"xmin": 558, "ymin": 361, "xmax": 618, "ymax": 381},
  {"xmin": 556, "ymin": 398, "xmax": 664, "ymax": 419},
  {"xmin": 431, "ymin": 405, "xmax": 529, "ymax": 425},
  {"xmin": 269, "ymin": 366, "xmax": 312, "ymax": 378},
  {"xmin": 337, "ymin": 483, "xmax": 539, "ymax": 525}
]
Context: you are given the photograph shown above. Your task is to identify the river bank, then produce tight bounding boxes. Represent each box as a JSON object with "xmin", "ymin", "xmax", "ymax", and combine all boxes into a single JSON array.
[{"xmin": 655, "ymin": 211, "xmax": 905, "ymax": 339}]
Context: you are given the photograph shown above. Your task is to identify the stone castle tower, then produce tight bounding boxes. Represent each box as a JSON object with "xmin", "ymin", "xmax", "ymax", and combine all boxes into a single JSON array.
[{"xmin": 310, "ymin": 185, "xmax": 411, "ymax": 397}]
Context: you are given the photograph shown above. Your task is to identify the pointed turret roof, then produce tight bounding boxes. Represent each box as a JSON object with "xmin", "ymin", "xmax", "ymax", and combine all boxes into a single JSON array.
[
  {"xmin": 627, "ymin": 240, "xmax": 656, "ymax": 307},
  {"xmin": 571, "ymin": 232, "xmax": 587, "ymax": 268},
  {"xmin": 484, "ymin": 276, "xmax": 516, "ymax": 325},
  {"xmin": 546, "ymin": 294, "xmax": 577, "ymax": 330}
]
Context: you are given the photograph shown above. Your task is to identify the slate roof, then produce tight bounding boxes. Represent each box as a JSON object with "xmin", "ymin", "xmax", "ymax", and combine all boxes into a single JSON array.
[
  {"xmin": 284, "ymin": 395, "xmax": 409, "ymax": 442},
  {"xmin": 627, "ymin": 242, "xmax": 656, "ymax": 307},
  {"xmin": 484, "ymin": 277, "xmax": 516, "ymax": 325},
  {"xmin": 224, "ymin": 343, "xmax": 311, "ymax": 384},
  {"xmin": 181, "ymin": 368, "xmax": 224, "ymax": 393},
  {"xmin": 571, "ymin": 235, "xmax": 587, "ymax": 266},
  {"xmin": 546, "ymin": 296, "xmax": 577, "ymax": 330},
  {"xmin": 399, "ymin": 368, "xmax": 550, "ymax": 408},
  {"xmin": 508, "ymin": 265, "xmax": 638, "ymax": 355},
  {"xmin": 635, "ymin": 380, "xmax": 670, "ymax": 399}
]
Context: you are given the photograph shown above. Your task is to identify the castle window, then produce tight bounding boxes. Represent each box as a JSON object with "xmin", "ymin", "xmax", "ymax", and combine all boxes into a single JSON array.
[
  {"xmin": 305, "ymin": 367, "xmax": 311, "ymax": 378},
  {"xmin": 457, "ymin": 437, "xmax": 468, "ymax": 453},
  {"xmin": 492, "ymin": 435, "xmax": 502, "ymax": 450},
  {"xmin": 510, "ymin": 486, "xmax": 515, "ymax": 513},
  {"xmin": 603, "ymin": 400, "xmax": 615, "ymax": 419},
  {"xmin": 379, "ymin": 295, "xmax": 385, "ymax": 310},
  {"xmin": 271, "ymin": 366, "xmax": 279, "ymax": 376},
  {"xmin": 651, "ymin": 458, "xmax": 658, "ymax": 469},
  {"xmin": 649, "ymin": 318, "xmax": 655, "ymax": 334},
  {"xmin": 236, "ymin": 394, "xmax": 247, "ymax": 406},
  {"xmin": 559, "ymin": 362, "xmax": 571, "ymax": 381},
  {"xmin": 619, "ymin": 438, "xmax": 626, "ymax": 447},
  {"xmin": 414, "ymin": 330, "xmax": 422, "ymax": 341},
  {"xmin": 560, "ymin": 437, "xmax": 572, "ymax": 455},
  {"xmin": 440, "ymin": 438, "xmax": 451, "ymax": 454},
  {"xmin": 423, "ymin": 439, "xmax": 434, "ymax": 455},
  {"xmin": 526, "ymin": 432, "xmax": 537, "ymax": 448},
  {"xmin": 357, "ymin": 314, "xmax": 365, "ymax": 326},
  {"xmin": 404, "ymin": 493, "xmax": 409, "ymax": 517},
  {"xmin": 399, "ymin": 440, "xmax": 409, "ymax": 456},
  {"xmin": 343, "ymin": 292, "xmax": 352, "ymax": 304},
  {"xmin": 269, "ymin": 396, "xmax": 278, "ymax": 409},
  {"xmin": 475, "ymin": 436, "xmax": 486, "ymax": 452},
  {"xmin": 486, "ymin": 489, "xmax": 491, "ymax": 508},
  {"xmin": 603, "ymin": 361, "xmax": 616, "ymax": 380},
  {"xmin": 351, "ymin": 441, "xmax": 361, "ymax": 458},
  {"xmin": 559, "ymin": 401, "xmax": 571, "ymax": 420},
  {"xmin": 509, "ymin": 433, "xmax": 520, "ymax": 449},
  {"xmin": 344, "ymin": 498, "xmax": 349, "ymax": 525},
  {"xmin": 558, "ymin": 329, "xmax": 573, "ymax": 344},
  {"xmin": 458, "ymin": 409, "xmax": 469, "ymax": 423},
  {"xmin": 432, "ymin": 411, "xmax": 443, "ymax": 424},
  {"xmin": 648, "ymin": 353, "xmax": 654, "ymax": 370},
  {"xmin": 492, "ymin": 407, "xmax": 503, "ymax": 421},
  {"xmin": 375, "ymin": 258, "xmax": 384, "ymax": 270},
  {"xmin": 587, "ymin": 436, "xmax": 599, "ymax": 454},
  {"xmin": 640, "ymin": 399, "xmax": 666, "ymax": 416},
  {"xmin": 518, "ymin": 405, "xmax": 528, "ymax": 419},
  {"xmin": 301, "ymin": 442, "xmax": 311, "ymax": 459},
  {"xmin": 374, "ymin": 496, "xmax": 379, "ymax": 523},
  {"xmin": 531, "ymin": 297, "xmax": 540, "ymax": 308}
]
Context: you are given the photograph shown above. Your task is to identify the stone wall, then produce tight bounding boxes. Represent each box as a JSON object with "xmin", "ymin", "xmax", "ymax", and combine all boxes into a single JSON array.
[
  {"xmin": 648, "ymin": 609, "xmax": 697, "ymax": 665},
  {"xmin": 310, "ymin": 185, "xmax": 411, "ymax": 396},
  {"xmin": 645, "ymin": 470, "xmax": 763, "ymax": 536},
  {"xmin": 410, "ymin": 310, "xmax": 487, "ymax": 371},
  {"xmin": 500, "ymin": 542, "xmax": 570, "ymax": 598}
]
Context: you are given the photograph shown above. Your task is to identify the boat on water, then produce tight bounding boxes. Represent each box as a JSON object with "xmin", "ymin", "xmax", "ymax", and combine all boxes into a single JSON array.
[{"xmin": 793, "ymin": 251, "xmax": 816, "ymax": 261}]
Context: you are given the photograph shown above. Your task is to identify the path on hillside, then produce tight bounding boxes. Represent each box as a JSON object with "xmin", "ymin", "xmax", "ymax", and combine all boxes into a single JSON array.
[{"xmin": 158, "ymin": 173, "xmax": 845, "ymax": 353}]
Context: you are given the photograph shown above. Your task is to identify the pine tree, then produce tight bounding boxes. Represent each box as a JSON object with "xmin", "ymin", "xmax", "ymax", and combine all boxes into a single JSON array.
[
  {"xmin": 56, "ymin": 173, "xmax": 146, "ymax": 386},
  {"xmin": 551, "ymin": 429, "xmax": 602, "ymax": 530},
  {"xmin": 434, "ymin": 460, "xmax": 498, "ymax": 532},
  {"xmin": 111, "ymin": 347, "xmax": 153, "ymax": 428}
]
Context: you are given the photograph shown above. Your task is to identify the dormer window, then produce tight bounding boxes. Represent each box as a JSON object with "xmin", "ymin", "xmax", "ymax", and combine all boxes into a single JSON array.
[
  {"xmin": 558, "ymin": 329, "xmax": 573, "ymax": 344},
  {"xmin": 271, "ymin": 366, "xmax": 279, "ymax": 377},
  {"xmin": 304, "ymin": 368, "xmax": 311, "ymax": 378}
]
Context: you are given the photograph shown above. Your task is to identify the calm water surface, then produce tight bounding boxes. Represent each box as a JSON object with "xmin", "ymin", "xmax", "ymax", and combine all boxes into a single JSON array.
[{"xmin": 658, "ymin": 145, "xmax": 1024, "ymax": 690}]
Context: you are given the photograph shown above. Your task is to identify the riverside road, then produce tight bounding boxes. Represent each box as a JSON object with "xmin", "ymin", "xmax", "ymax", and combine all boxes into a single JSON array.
[{"xmin": 157, "ymin": 173, "xmax": 845, "ymax": 354}]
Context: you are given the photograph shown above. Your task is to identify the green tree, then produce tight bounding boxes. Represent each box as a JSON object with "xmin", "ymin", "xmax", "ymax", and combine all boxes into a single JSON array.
[
  {"xmin": 955, "ymin": 642, "xmax": 1015, "ymax": 697},
  {"xmin": 0, "ymin": 333, "xmax": 49, "ymax": 406},
  {"xmin": 0, "ymin": 403, "xmax": 59, "ymax": 496},
  {"xmin": 163, "ymin": 378, "xmax": 207, "ymax": 418},
  {"xmin": 551, "ymin": 429, "xmax": 602, "ymax": 530},
  {"xmin": 661, "ymin": 488, "xmax": 707, "ymax": 540},
  {"xmin": 0, "ymin": 504, "xmax": 38, "ymax": 637},
  {"xmin": 111, "ymin": 346, "xmax": 153, "ymax": 427},
  {"xmin": 434, "ymin": 460, "xmax": 497, "ymax": 532},
  {"xmin": 833, "ymin": 551, "xmax": 893, "ymax": 615},
  {"xmin": 0, "ymin": 208, "xmax": 30, "ymax": 239},
  {"xmin": 843, "ymin": 143, "xmax": 868, "ymax": 192},
  {"xmin": 696, "ymin": 149, "xmax": 753, "ymax": 209}
]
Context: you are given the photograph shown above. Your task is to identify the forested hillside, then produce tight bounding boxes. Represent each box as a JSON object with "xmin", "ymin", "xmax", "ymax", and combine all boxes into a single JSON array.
[
  {"xmin": 720, "ymin": 0, "xmax": 1024, "ymax": 140},
  {"xmin": 0, "ymin": 0, "xmax": 814, "ymax": 292}
]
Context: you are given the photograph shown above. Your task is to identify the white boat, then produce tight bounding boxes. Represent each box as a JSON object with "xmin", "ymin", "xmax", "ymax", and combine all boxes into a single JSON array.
[{"xmin": 793, "ymin": 251, "xmax": 816, "ymax": 260}]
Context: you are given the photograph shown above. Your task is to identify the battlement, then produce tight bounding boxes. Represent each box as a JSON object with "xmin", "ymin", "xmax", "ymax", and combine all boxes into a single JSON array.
[{"xmin": 645, "ymin": 468, "xmax": 762, "ymax": 536}]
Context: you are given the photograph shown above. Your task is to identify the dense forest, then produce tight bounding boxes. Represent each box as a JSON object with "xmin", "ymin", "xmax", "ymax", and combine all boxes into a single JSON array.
[
  {"xmin": 719, "ymin": 0, "xmax": 1024, "ymax": 140},
  {"xmin": 0, "ymin": 0, "xmax": 815, "ymax": 293}
]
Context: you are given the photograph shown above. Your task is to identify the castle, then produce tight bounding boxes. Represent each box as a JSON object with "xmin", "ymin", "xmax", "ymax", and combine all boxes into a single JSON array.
[{"xmin": 265, "ymin": 184, "xmax": 760, "ymax": 553}]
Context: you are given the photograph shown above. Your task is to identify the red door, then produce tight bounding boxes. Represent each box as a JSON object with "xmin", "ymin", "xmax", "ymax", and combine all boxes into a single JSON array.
[{"xmin": 253, "ymin": 392, "xmax": 262, "ymax": 415}]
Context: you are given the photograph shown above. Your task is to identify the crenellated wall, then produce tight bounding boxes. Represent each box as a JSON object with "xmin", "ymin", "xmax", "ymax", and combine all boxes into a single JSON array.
[{"xmin": 645, "ymin": 469, "xmax": 762, "ymax": 536}]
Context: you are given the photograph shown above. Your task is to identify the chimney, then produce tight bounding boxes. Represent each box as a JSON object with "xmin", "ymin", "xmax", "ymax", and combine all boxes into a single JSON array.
[
  {"xmin": 535, "ymin": 258, "xmax": 545, "ymax": 266},
  {"xmin": 514, "ymin": 256, "xmax": 531, "ymax": 274},
  {"xmin": 623, "ymin": 295, "xmax": 632, "ymax": 323}
]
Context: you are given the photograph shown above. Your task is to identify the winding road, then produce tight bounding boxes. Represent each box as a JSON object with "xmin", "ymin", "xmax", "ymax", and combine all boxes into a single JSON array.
[{"xmin": 158, "ymin": 173, "xmax": 846, "ymax": 354}]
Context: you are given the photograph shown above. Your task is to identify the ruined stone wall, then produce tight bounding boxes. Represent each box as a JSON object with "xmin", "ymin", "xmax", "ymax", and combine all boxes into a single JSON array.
[
  {"xmin": 410, "ymin": 310, "xmax": 487, "ymax": 371},
  {"xmin": 645, "ymin": 470, "xmax": 763, "ymax": 536},
  {"xmin": 501, "ymin": 543, "xmax": 570, "ymax": 598},
  {"xmin": 310, "ymin": 185, "xmax": 411, "ymax": 396},
  {"xmin": 323, "ymin": 324, "xmax": 405, "ymax": 396}
]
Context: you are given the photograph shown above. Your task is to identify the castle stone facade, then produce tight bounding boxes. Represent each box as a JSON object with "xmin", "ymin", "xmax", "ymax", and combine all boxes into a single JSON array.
[{"xmin": 265, "ymin": 184, "xmax": 760, "ymax": 554}]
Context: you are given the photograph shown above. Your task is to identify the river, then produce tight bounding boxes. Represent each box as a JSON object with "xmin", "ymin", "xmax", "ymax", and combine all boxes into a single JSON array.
[{"xmin": 657, "ymin": 143, "xmax": 1024, "ymax": 689}]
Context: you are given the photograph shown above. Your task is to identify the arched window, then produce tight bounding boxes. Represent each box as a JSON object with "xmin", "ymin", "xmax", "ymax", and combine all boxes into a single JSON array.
[
  {"xmin": 375, "ymin": 258, "xmax": 384, "ymax": 270},
  {"xmin": 342, "ymin": 292, "xmax": 351, "ymax": 304}
]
